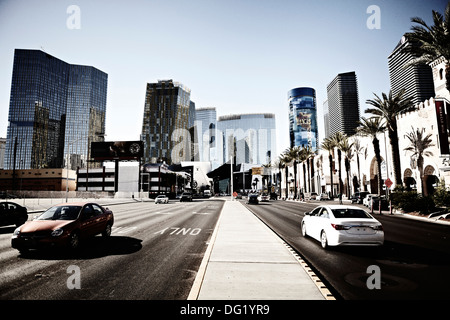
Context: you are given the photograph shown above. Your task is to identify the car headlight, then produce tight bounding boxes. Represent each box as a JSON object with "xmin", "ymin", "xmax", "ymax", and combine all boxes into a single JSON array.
[
  {"xmin": 51, "ymin": 228, "xmax": 64, "ymax": 237},
  {"xmin": 12, "ymin": 227, "xmax": 21, "ymax": 237}
]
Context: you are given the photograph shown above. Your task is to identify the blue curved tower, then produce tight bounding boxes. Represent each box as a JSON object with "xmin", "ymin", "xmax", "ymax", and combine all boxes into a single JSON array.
[{"xmin": 288, "ymin": 87, "xmax": 318, "ymax": 151}]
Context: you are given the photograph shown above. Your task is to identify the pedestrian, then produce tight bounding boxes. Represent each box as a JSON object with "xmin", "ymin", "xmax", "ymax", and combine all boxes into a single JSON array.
[{"xmin": 339, "ymin": 193, "xmax": 342, "ymax": 204}]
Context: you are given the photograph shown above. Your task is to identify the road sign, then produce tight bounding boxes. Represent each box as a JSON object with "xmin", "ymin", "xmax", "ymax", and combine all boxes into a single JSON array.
[{"xmin": 385, "ymin": 178, "xmax": 393, "ymax": 188}]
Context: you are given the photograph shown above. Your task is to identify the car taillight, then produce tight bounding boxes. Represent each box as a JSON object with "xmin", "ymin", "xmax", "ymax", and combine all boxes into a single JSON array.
[
  {"xmin": 372, "ymin": 225, "xmax": 383, "ymax": 231},
  {"xmin": 331, "ymin": 224, "xmax": 350, "ymax": 230}
]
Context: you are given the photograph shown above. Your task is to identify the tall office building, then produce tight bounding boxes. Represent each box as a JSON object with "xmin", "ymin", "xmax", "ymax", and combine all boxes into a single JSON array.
[
  {"xmin": 195, "ymin": 107, "xmax": 217, "ymax": 162},
  {"xmin": 323, "ymin": 100, "xmax": 330, "ymax": 139},
  {"xmin": 388, "ymin": 35, "xmax": 435, "ymax": 105},
  {"xmin": 217, "ymin": 113, "xmax": 276, "ymax": 166},
  {"xmin": 288, "ymin": 87, "xmax": 318, "ymax": 151},
  {"xmin": 4, "ymin": 49, "xmax": 107, "ymax": 170},
  {"xmin": 141, "ymin": 79, "xmax": 196, "ymax": 164},
  {"xmin": 326, "ymin": 72, "xmax": 360, "ymax": 137}
]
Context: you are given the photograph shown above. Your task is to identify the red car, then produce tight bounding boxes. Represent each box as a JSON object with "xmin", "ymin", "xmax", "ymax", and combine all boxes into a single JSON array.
[{"xmin": 11, "ymin": 202, "xmax": 114, "ymax": 253}]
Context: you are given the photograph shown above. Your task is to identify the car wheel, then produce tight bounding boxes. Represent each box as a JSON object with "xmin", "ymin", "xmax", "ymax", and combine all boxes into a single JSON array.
[
  {"xmin": 102, "ymin": 224, "xmax": 112, "ymax": 237},
  {"xmin": 68, "ymin": 232, "xmax": 80, "ymax": 250},
  {"xmin": 301, "ymin": 222, "xmax": 307, "ymax": 237},
  {"xmin": 320, "ymin": 231, "xmax": 328, "ymax": 249}
]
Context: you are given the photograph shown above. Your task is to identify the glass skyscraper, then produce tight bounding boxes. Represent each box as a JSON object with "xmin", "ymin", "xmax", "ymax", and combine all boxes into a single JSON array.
[
  {"xmin": 195, "ymin": 107, "xmax": 217, "ymax": 163},
  {"xmin": 288, "ymin": 87, "xmax": 318, "ymax": 151},
  {"xmin": 4, "ymin": 49, "xmax": 107, "ymax": 170},
  {"xmin": 141, "ymin": 79, "xmax": 195, "ymax": 164},
  {"xmin": 217, "ymin": 113, "xmax": 276, "ymax": 166}
]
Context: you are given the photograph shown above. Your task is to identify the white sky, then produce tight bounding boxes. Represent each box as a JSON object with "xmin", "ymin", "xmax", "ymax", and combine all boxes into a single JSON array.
[{"xmin": 0, "ymin": 0, "xmax": 446, "ymax": 159}]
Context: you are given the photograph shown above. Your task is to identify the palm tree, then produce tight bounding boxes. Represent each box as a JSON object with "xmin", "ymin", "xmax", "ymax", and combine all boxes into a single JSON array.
[
  {"xmin": 356, "ymin": 117, "xmax": 386, "ymax": 196},
  {"xmin": 283, "ymin": 146, "xmax": 301, "ymax": 199},
  {"xmin": 339, "ymin": 137, "xmax": 354, "ymax": 197},
  {"xmin": 404, "ymin": 127, "xmax": 435, "ymax": 196},
  {"xmin": 403, "ymin": 2, "xmax": 450, "ymax": 92},
  {"xmin": 320, "ymin": 138, "xmax": 336, "ymax": 198},
  {"xmin": 278, "ymin": 153, "xmax": 291, "ymax": 199},
  {"xmin": 301, "ymin": 146, "xmax": 316, "ymax": 195},
  {"xmin": 352, "ymin": 137, "xmax": 364, "ymax": 191},
  {"xmin": 330, "ymin": 132, "xmax": 347, "ymax": 196},
  {"xmin": 365, "ymin": 89, "xmax": 415, "ymax": 187}
]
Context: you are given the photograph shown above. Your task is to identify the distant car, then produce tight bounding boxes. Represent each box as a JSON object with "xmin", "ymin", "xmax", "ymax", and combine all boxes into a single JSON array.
[
  {"xmin": 180, "ymin": 192, "xmax": 193, "ymax": 202},
  {"xmin": 305, "ymin": 192, "xmax": 318, "ymax": 200},
  {"xmin": 351, "ymin": 191, "xmax": 370, "ymax": 204},
  {"xmin": 317, "ymin": 193, "xmax": 329, "ymax": 201},
  {"xmin": 370, "ymin": 196, "xmax": 389, "ymax": 210},
  {"xmin": 0, "ymin": 192, "xmax": 17, "ymax": 199},
  {"xmin": 247, "ymin": 194, "xmax": 259, "ymax": 204},
  {"xmin": 259, "ymin": 194, "xmax": 270, "ymax": 202},
  {"xmin": 363, "ymin": 194, "xmax": 376, "ymax": 207},
  {"xmin": 0, "ymin": 202, "xmax": 28, "ymax": 227},
  {"xmin": 301, "ymin": 205, "xmax": 384, "ymax": 249},
  {"xmin": 155, "ymin": 195, "xmax": 169, "ymax": 204},
  {"xmin": 11, "ymin": 202, "xmax": 114, "ymax": 253}
]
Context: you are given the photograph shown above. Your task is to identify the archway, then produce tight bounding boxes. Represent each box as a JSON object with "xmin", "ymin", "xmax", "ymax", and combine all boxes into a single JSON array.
[
  {"xmin": 423, "ymin": 165, "xmax": 438, "ymax": 196},
  {"xmin": 403, "ymin": 168, "xmax": 416, "ymax": 191}
]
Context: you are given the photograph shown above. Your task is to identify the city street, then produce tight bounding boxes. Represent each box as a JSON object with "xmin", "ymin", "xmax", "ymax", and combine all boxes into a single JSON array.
[
  {"xmin": 0, "ymin": 199, "xmax": 223, "ymax": 300},
  {"xmin": 244, "ymin": 199, "xmax": 450, "ymax": 300}
]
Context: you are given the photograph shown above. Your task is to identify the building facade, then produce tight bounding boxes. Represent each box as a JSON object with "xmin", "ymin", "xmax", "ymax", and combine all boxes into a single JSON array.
[
  {"xmin": 140, "ymin": 80, "xmax": 196, "ymax": 165},
  {"xmin": 288, "ymin": 87, "xmax": 318, "ymax": 151},
  {"xmin": 195, "ymin": 107, "xmax": 217, "ymax": 163},
  {"xmin": 388, "ymin": 36, "xmax": 435, "ymax": 105},
  {"xmin": 3, "ymin": 49, "xmax": 107, "ymax": 171},
  {"xmin": 217, "ymin": 113, "xmax": 276, "ymax": 166},
  {"xmin": 326, "ymin": 71, "xmax": 360, "ymax": 137}
]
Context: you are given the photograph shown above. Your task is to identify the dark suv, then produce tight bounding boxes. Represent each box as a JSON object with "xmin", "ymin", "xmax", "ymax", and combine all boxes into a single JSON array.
[
  {"xmin": 351, "ymin": 191, "xmax": 370, "ymax": 204},
  {"xmin": 180, "ymin": 192, "xmax": 193, "ymax": 202}
]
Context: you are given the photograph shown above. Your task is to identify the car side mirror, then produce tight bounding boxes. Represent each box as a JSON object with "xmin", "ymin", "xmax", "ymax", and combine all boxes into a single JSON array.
[{"xmin": 304, "ymin": 211, "xmax": 310, "ymax": 216}]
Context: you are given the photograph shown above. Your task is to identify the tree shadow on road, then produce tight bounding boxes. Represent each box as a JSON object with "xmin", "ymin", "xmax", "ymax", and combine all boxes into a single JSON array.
[{"xmin": 17, "ymin": 236, "xmax": 143, "ymax": 260}]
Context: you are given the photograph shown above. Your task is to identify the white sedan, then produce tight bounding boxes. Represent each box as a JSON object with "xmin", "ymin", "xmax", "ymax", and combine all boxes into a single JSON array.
[
  {"xmin": 301, "ymin": 205, "xmax": 384, "ymax": 249},
  {"xmin": 155, "ymin": 195, "xmax": 169, "ymax": 204}
]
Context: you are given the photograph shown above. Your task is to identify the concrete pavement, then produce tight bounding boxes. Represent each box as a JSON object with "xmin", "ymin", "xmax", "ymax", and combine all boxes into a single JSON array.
[
  {"xmin": 189, "ymin": 199, "xmax": 334, "ymax": 300},
  {"xmin": 10, "ymin": 196, "xmax": 334, "ymax": 299}
]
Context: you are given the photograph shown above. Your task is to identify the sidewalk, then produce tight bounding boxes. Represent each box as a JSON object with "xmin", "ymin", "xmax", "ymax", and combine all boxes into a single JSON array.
[{"xmin": 189, "ymin": 199, "xmax": 333, "ymax": 300}]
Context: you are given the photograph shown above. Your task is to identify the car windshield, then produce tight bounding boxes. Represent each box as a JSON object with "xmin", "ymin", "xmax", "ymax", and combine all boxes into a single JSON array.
[
  {"xmin": 37, "ymin": 206, "xmax": 82, "ymax": 221},
  {"xmin": 332, "ymin": 208, "xmax": 372, "ymax": 219}
]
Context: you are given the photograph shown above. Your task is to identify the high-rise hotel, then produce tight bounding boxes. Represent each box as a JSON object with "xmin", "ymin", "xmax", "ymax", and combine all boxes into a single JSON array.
[
  {"xmin": 326, "ymin": 71, "xmax": 360, "ymax": 137},
  {"xmin": 288, "ymin": 87, "xmax": 318, "ymax": 151},
  {"xmin": 141, "ymin": 79, "xmax": 197, "ymax": 164},
  {"xmin": 4, "ymin": 49, "xmax": 107, "ymax": 170},
  {"xmin": 388, "ymin": 35, "xmax": 435, "ymax": 105}
]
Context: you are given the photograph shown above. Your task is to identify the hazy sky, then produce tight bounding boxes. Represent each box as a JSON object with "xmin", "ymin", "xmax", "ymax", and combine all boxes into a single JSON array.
[{"xmin": 0, "ymin": 0, "xmax": 447, "ymax": 159}]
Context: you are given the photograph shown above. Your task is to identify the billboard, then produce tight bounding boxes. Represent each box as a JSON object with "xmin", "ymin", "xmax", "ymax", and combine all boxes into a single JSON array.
[
  {"xmin": 91, "ymin": 141, "xmax": 143, "ymax": 160},
  {"xmin": 293, "ymin": 108, "xmax": 317, "ymax": 150}
]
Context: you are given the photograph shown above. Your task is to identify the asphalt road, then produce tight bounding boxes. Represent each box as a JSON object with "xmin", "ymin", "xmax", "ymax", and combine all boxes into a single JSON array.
[
  {"xmin": 0, "ymin": 199, "xmax": 223, "ymax": 300},
  {"xmin": 243, "ymin": 199, "xmax": 450, "ymax": 300}
]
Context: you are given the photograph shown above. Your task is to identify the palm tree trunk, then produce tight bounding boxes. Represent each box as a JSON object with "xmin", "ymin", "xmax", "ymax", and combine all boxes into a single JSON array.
[
  {"xmin": 388, "ymin": 121, "xmax": 402, "ymax": 186},
  {"xmin": 329, "ymin": 154, "xmax": 334, "ymax": 198},
  {"xmin": 337, "ymin": 149, "xmax": 343, "ymax": 195},
  {"xmin": 345, "ymin": 158, "xmax": 351, "ymax": 197},
  {"xmin": 373, "ymin": 137, "xmax": 383, "ymax": 196},
  {"xmin": 293, "ymin": 160, "xmax": 298, "ymax": 199},
  {"xmin": 285, "ymin": 166, "xmax": 289, "ymax": 199}
]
